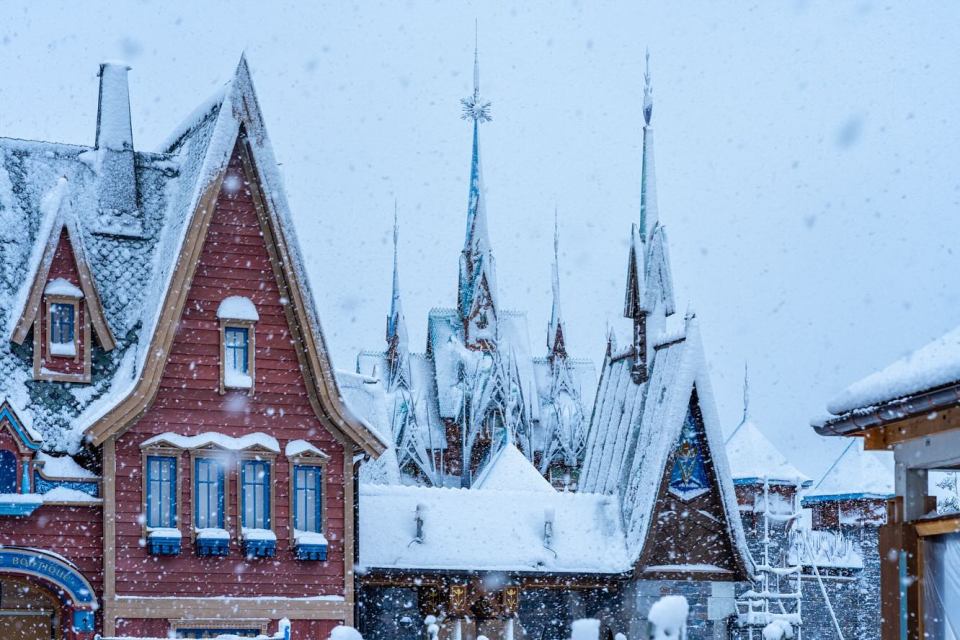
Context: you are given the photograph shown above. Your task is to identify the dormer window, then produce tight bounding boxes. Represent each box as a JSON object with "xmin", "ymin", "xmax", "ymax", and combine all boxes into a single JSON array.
[{"xmin": 217, "ymin": 296, "xmax": 258, "ymax": 394}]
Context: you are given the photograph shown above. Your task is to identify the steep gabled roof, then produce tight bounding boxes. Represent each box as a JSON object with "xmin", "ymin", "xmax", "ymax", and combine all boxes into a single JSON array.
[
  {"xmin": 9, "ymin": 194, "xmax": 115, "ymax": 351},
  {"xmin": 726, "ymin": 419, "xmax": 810, "ymax": 486},
  {"xmin": 581, "ymin": 318, "xmax": 754, "ymax": 576},
  {"xmin": 82, "ymin": 57, "xmax": 386, "ymax": 456}
]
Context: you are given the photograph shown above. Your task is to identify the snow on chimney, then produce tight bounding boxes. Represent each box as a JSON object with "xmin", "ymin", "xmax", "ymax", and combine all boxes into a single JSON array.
[{"xmin": 92, "ymin": 61, "xmax": 142, "ymax": 237}]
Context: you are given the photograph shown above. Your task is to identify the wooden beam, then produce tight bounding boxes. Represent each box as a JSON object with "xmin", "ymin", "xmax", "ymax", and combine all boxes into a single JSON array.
[
  {"xmin": 862, "ymin": 405, "xmax": 960, "ymax": 450},
  {"xmin": 915, "ymin": 515, "xmax": 960, "ymax": 537}
]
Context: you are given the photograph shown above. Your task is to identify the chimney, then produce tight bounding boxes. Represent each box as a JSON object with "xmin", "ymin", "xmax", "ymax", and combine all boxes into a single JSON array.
[{"xmin": 93, "ymin": 62, "xmax": 141, "ymax": 237}]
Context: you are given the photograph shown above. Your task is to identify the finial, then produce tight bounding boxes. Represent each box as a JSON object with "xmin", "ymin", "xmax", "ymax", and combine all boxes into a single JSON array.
[
  {"xmin": 742, "ymin": 362, "xmax": 750, "ymax": 422},
  {"xmin": 553, "ymin": 206, "xmax": 560, "ymax": 261},
  {"xmin": 461, "ymin": 22, "xmax": 492, "ymax": 123},
  {"xmin": 393, "ymin": 199, "xmax": 399, "ymax": 248},
  {"xmin": 643, "ymin": 48, "xmax": 653, "ymax": 126}
]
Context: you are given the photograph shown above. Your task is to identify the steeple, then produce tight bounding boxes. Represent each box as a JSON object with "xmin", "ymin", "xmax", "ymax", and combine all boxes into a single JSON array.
[
  {"xmin": 548, "ymin": 208, "xmax": 567, "ymax": 360},
  {"xmin": 386, "ymin": 202, "xmax": 410, "ymax": 389},
  {"xmin": 457, "ymin": 26, "xmax": 498, "ymax": 347},
  {"xmin": 639, "ymin": 50, "xmax": 658, "ymax": 242}
]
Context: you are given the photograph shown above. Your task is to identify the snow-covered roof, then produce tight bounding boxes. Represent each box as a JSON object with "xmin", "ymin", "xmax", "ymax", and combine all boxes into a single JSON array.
[
  {"xmin": 358, "ymin": 483, "xmax": 630, "ymax": 574},
  {"xmin": 804, "ymin": 439, "xmax": 894, "ymax": 501},
  {"xmin": 473, "ymin": 443, "xmax": 555, "ymax": 492},
  {"xmin": 581, "ymin": 318, "xmax": 754, "ymax": 573},
  {"xmin": 827, "ymin": 325, "xmax": 960, "ymax": 416},
  {"xmin": 726, "ymin": 419, "xmax": 809, "ymax": 486},
  {"xmin": 0, "ymin": 56, "xmax": 387, "ymax": 458}
]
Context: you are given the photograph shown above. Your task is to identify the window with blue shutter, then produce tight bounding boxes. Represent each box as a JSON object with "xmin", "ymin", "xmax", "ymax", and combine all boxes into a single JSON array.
[
  {"xmin": 240, "ymin": 460, "xmax": 270, "ymax": 529},
  {"xmin": 293, "ymin": 465, "xmax": 322, "ymax": 533},
  {"xmin": 224, "ymin": 327, "xmax": 249, "ymax": 374},
  {"xmin": 194, "ymin": 458, "xmax": 224, "ymax": 529},
  {"xmin": 146, "ymin": 456, "xmax": 177, "ymax": 528}
]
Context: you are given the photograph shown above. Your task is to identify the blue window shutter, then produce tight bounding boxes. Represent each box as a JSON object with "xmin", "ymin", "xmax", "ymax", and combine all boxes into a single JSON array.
[{"xmin": 146, "ymin": 455, "xmax": 177, "ymax": 528}]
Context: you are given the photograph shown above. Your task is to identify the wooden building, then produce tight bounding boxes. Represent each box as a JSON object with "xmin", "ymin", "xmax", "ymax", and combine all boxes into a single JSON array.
[
  {"xmin": 815, "ymin": 326, "xmax": 960, "ymax": 639},
  {"xmin": 0, "ymin": 59, "xmax": 386, "ymax": 639}
]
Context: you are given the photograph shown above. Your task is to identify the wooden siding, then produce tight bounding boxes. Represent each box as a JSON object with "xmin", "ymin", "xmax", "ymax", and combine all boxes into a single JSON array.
[{"xmin": 112, "ymin": 144, "xmax": 347, "ymax": 599}]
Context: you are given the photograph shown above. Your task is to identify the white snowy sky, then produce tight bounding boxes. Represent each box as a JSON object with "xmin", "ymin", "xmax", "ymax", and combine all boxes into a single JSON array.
[{"xmin": 2, "ymin": 1, "xmax": 959, "ymax": 481}]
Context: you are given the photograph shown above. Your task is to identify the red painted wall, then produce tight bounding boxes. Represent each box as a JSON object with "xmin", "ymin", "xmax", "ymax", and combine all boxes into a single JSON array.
[
  {"xmin": 0, "ymin": 504, "xmax": 103, "ymax": 594},
  {"xmin": 112, "ymin": 145, "xmax": 347, "ymax": 598},
  {"xmin": 40, "ymin": 229, "xmax": 87, "ymax": 376}
]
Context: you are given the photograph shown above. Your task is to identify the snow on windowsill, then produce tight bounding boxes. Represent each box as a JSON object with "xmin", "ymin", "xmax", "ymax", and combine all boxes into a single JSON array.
[
  {"xmin": 224, "ymin": 369, "xmax": 253, "ymax": 389},
  {"xmin": 195, "ymin": 528, "xmax": 229, "ymax": 540},
  {"xmin": 642, "ymin": 564, "xmax": 733, "ymax": 573},
  {"xmin": 294, "ymin": 530, "xmax": 328, "ymax": 546},
  {"xmin": 0, "ymin": 493, "xmax": 44, "ymax": 504},
  {"xmin": 147, "ymin": 527, "xmax": 182, "ymax": 540},
  {"xmin": 217, "ymin": 295, "xmax": 259, "ymax": 321},
  {"xmin": 49, "ymin": 341, "xmax": 77, "ymax": 357},
  {"xmin": 44, "ymin": 277, "xmax": 84, "ymax": 298},
  {"xmin": 242, "ymin": 527, "xmax": 277, "ymax": 542},
  {"xmin": 142, "ymin": 431, "xmax": 280, "ymax": 453}
]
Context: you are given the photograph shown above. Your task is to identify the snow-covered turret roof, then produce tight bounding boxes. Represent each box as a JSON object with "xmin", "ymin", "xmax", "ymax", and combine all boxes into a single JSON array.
[
  {"xmin": 804, "ymin": 439, "xmax": 894, "ymax": 502},
  {"xmin": 726, "ymin": 418, "xmax": 810, "ymax": 486}
]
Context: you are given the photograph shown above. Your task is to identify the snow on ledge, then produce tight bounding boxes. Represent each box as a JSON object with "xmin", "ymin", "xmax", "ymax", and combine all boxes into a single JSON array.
[
  {"xmin": 36, "ymin": 452, "xmax": 98, "ymax": 479},
  {"xmin": 217, "ymin": 295, "xmax": 259, "ymax": 321},
  {"xmin": 242, "ymin": 527, "xmax": 277, "ymax": 541},
  {"xmin": 828, "ymin": 324, "xmax": 960, "ymax": 415},
  {"xmin": 148, "ymin": 527, "xmax": 183, "ymax": 540},
  {"xmin": 286, "ymin": 439, "xmax": 328, "ymax": 459},
  {"xmin": 44, "ymin": 277, "xmax": 84, "ymax": 298},
  {"xmin": 141, "ymin": 431, "xmax": 280, "ymax": 453},
  {"xmin": 196, "ymin": 528, "xmax": 230, "ymax": 540}
]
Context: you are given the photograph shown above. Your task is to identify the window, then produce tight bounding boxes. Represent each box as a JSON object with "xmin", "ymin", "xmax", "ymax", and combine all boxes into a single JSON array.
[
  {"xmin": 194, "ymin": 458, "xmax": 224, "ymax": 529},
  {"xmin": 240, "ymin": 460, "xmax": 270, "ymax": 530},
  {"xmin": 146, "ymin": 456, "xmax": 177, "ymax": 528},
  {"xmin": 293, "ymin": 465, "xmax": 322, "ymax": 533},
  {"xmin": 0, "ymin": 450, "xmax": 17, "ymax": 494},
  {"xmin": 49, "ymin": 302, "xmax": 76, "ymax": 357},
  {"xmin": 222, "ymin": 326, "xmax": 253, "ymax": 391}
]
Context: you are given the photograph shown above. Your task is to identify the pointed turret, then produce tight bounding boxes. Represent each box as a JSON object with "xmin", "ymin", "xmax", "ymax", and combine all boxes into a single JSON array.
[
  {"xmin": 457, "ymin": 32, "xmax": 498, "ymax": 347},
  {"xmin": 547, "ymin": 209, "xmax": 567, "ymax": 360},
  {"xmin": 386, "ymin": 202, "xmax": 411, "ymax": 389},
  {"xmin": 639, "ymin": 50, "xmax": 658, "ymax": 242},
  {"xmin": 624, "ymin": 224, "xmax": 648, "ymax": 383}
]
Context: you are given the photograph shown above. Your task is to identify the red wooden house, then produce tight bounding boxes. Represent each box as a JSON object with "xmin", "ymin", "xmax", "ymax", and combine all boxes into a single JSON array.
[{"xmin": 0, "ymin": 58, "xmax": 385, "ymax": 640}]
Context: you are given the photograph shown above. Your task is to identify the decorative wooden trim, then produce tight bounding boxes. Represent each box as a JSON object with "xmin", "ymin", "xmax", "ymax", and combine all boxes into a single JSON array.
[
  {"xmin": 170, "ymin": 618, "xmax": 269, "ymax": 636},
  {"xmin": 44, "ymin": 295, "xmax": 80, "ymax": 362},
  {"xmin": 862, "ymin": 405, "xmax": 960, "ymax": 451},
  {"xmin": 11, "ymin": 221, "xmax": 115, "ymax": 352},
  {"xmin": 286, "ymin": 446, "xmax": 329, "ymax": 547},
  {"xmin": 343, "ymin": 449, "xmax": 356, "ymax": 624},
  {"xmin": 218, "ymin": 318, "xmax": 256, "ymax": 396},
  {"xmin": 103, "ymin": 436, "xmax": 117, "ymax": 637},
  {"xmin": 236, "ymin": 451, "xmax": 278, "ymax": 541},
  {"xmin": 109, "ymin": 595, "xmax": 351, "ymax": 620},
  {"xmin": 915, "ymin": 514, "xmax": 960, "ymax": 537},
  {"xmin": 140, "ymin": 446, "xmax": 184, "ymax": 539},
  {"xmin": 32, "ymin": 300, "xmax": 91, "ymax": 384}
]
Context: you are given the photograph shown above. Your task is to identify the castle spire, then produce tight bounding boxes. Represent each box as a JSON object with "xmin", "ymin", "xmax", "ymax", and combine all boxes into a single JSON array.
[
  {"xmin": 548, "ymin": 208, "xmax": 567, "ymax": 359},
  {"xmin": 386, "ymin": 201, "xmax": 410, "ymax": 388},
  {"xmin": 639, "ymin": 50, "xmax": 659, "ymax": 241},
  {"xmin": 457, "ymin": 26, "xmax": 498, "ymax": 345}
]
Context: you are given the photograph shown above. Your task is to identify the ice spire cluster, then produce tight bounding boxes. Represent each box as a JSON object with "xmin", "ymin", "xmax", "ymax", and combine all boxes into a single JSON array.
[{"xmin": 386, "ymin": 202, "xmax": 410, "ymax": 389}]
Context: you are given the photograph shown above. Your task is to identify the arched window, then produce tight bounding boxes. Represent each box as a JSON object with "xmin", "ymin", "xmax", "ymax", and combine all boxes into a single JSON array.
[{"xmin": 0, "ymin": 449, "xmax": 18, "ymax": 493}]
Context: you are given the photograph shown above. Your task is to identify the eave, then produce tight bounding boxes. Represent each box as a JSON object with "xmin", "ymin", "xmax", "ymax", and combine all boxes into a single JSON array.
[{"xmin": 815, "ymin": 380, "xmax": 960, "ymax": 438}]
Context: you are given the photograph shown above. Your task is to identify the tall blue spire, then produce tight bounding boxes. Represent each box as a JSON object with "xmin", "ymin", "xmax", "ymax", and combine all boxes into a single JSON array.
[
  {"xmin": 639, "ymin": 49, "xmax": 658, "ymax": 241},
  {"xmin": 458, "ymin": 26, "xmax": 498, "ymax": 344},
  {"xmin": 386, "ymin": 201, "xmax": 410, "ymax": 388}
]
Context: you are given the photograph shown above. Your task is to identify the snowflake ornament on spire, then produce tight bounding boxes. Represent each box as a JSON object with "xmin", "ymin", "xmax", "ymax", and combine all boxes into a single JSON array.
[{"xmin": 461, "ymin": 27, "xmax": 492, "ymax": 123}]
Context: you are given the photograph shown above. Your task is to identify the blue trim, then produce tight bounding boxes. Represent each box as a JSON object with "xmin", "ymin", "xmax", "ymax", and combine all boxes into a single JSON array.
[
  {"xmin": 802, "ymin": 492, "xmax": 894, "ymax": 505},
  {"xmin": 733, "ymin": 477, "xmax": 813, "ymax": 488},
  {"xmin": 196, "ymin": 536, "xmax": 229, "ymax": 557},
  {"xmin": 243, "ymin": 537, "xmax": 276, "ymax": 559},
  {"xmin": 0, "ymin": 499, "xmax": 42, "ymax": 516},
  {"xmin": 225, "ymin": 326, "xmax": 250, "ymax": 374},
  {"xmin": 0, "ymin": 547, "xmax": 96, "ymax": 606},
  {"xmin": 293, "ymin": 465, "xmax": 322, "ymax": 534},
  {"xmin": 295, "ymin": 543, "xmax": 327, "ymax": 561},
  {"xmin": 240, "ymin": 460, "xmax": 270, "ymax": 530},
  {"xmin": 194, "ymin": 458, "xmax": 224, "ymax": 529},
  {"xmin": 72, "ymin": 610, "xmax": 95, "ymax": 633},
  {"xmin": 33, "ymin": 472, "xmax": 99, "ymax": 498},
  {"xmin": 148, "ymin": 535, "xmax": 181, "ymax": 556},
  {"xmin": 0, "ymin": 404, "xmax": 41, "ymax": 450},
  {"xmin": 146, "ymin": 455, "xmax": 177, "ymax": 528}
]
